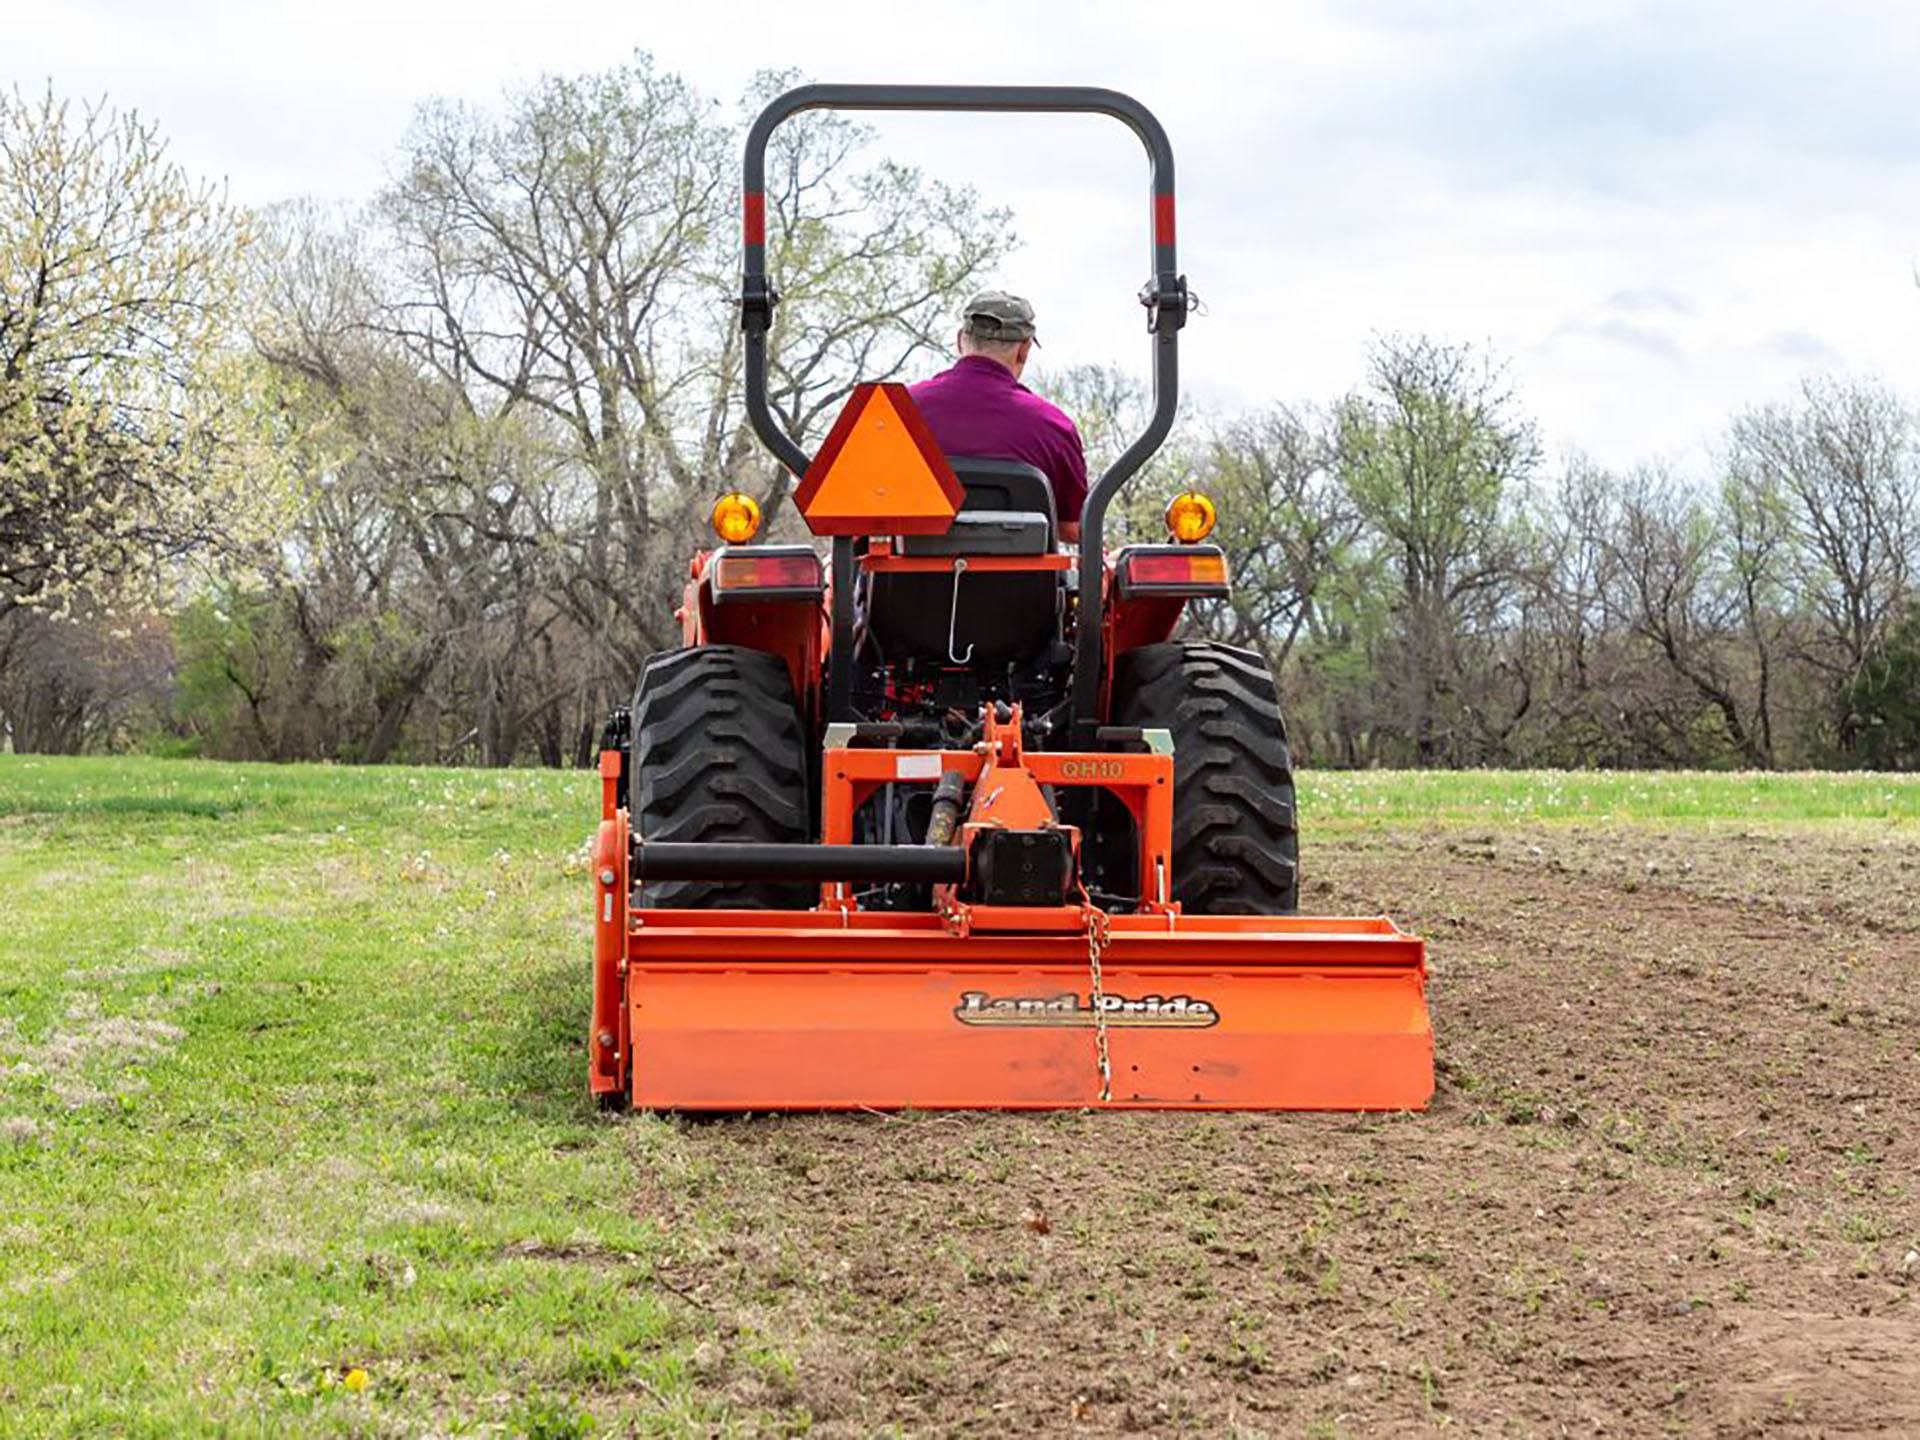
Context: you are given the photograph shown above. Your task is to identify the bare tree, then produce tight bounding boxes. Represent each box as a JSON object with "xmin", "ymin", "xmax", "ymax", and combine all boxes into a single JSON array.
[
  {"xmin": 1040, "ymin": 361, "xmax": 1148, "ymax": 479},
  {"xmin": 375, "ymin": 58, "xmax": 1011, "ymax": 743},
  {"xmin": 1524, "ymin": 459, "xmax": 1620, "ymax": 756},
  {"xmin": 0, "ymin": 606, "xmax": 171, "ymax": 752},
  {"xmin": 20, "ymin": 76, "xmax": 1919, "ymax": 774},
  {"xmin": 1607, "ymin": 466, "xmax": 1776, "ymax": 767},
  {"xmin": 1200, "ymin": 405, "xmax": 1360, "ymax": 671},
  {"xmin": 205, "ymin": 59, "xmax": 1010, "ymax": 765},
  {"xmin": 1716, "ymin": 458, "xmax": 1794, "ymax": 764},
  {"xmin": 1335, "ymin": 335, "xmax": 1539, "ymax": 764},
  {"xmin": 1727, "ymin": 376, "xmax": 1916, "ymax": 751}
]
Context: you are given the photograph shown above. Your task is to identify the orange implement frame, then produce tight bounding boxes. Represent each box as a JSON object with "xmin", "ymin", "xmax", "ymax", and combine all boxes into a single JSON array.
[
  {"xmin": 616, "ymin": 910, "xmax": 1428, "ymax": 1111},
  {"xmin": 592, "ymin": 717, "xmax": 1433, "ymax": 1113}
]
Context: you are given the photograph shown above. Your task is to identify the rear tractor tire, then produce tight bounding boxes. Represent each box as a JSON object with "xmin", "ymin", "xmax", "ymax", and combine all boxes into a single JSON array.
[
  {"xmin": 1111, "ymin": 640, "xmax": 1300, "ymax": 915},
  {"xmin": 629, "ymin": 645, "xmax": 812, "ymax": 909}
]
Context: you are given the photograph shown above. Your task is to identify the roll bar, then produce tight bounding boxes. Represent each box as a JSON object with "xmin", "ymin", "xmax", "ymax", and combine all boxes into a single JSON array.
[{"xmin": 739, "ymin": 84, "xmax": 1189, "ymax": 732}]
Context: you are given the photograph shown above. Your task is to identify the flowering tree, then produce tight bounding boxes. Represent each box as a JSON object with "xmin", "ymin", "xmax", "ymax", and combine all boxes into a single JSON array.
[{"xmin": 0, "ymin": 88, "xmax": 284, "ymax": 616}]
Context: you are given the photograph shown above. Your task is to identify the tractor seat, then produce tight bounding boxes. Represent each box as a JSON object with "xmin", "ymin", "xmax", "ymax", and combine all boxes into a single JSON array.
[
  {"xmin": 896, "ymin": 457, "xmax": 1056, "ymax": 557},
  {"xmin": 864, "ymin": 457, "xmax": 1063, "ymax": 664}
]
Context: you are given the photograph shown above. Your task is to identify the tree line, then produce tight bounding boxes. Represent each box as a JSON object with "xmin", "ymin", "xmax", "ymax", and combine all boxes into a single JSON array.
[{"xmin": 3, "ymin": 60, "xmax": 1916, "ymax": 770}]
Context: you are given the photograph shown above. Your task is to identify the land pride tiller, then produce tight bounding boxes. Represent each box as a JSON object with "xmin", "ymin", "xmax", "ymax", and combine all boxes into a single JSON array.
[{"xmin": 589, "ymin": 85, "xmax": 1430, "ymax": 1112}]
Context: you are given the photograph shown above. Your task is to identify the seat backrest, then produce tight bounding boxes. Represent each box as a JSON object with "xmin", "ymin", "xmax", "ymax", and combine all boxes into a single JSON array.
[
  {"xmin": 947, "ymin": 456, "xmax": 1056, "ymax": 531},
  {"xmin": 866, "ymin": 456, "xmax": 1062, "ymax": 665},
  {"xmin": 895, "ymin": 455, "xmax": 1057, "ymax": 559}
]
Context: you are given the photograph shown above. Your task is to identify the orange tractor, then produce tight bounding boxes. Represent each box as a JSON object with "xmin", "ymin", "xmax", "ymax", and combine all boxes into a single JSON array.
[{"xmin": 589, "ymin": 85, "xmax": 1430, "ymax": 1112}]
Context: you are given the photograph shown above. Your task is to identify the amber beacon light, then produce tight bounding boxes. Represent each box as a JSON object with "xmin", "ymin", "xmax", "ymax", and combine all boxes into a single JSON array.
[
  {"xmin": 710, "ymin": 491, "xmax": 763, "ymax": 544},
  {"xmin": 1164, "ymin": 490, "xmax": 1217, "ymax": 543}
]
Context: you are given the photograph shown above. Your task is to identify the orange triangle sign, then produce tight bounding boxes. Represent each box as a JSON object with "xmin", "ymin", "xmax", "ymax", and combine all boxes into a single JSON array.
[{"xmin": 793, "ymin": 383, "xmax": 964, "ymax": 536}]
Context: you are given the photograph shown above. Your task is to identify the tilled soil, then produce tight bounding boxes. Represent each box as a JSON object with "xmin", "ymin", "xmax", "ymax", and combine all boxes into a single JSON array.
[{"xmin": 628, "ymin": 825, "xmax": 1920, "ymax": 1436}]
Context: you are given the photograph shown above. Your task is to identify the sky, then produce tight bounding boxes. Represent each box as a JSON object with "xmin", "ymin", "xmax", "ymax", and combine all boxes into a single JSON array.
[{"xmin": 9, "ymin": 0, "xmax": 1920, "ymax": 471}]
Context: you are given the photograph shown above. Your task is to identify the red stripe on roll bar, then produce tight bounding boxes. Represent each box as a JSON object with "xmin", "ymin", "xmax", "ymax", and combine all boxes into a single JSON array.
[
  {"xmin": 744, "ymin": 190, "xmax": 765, "ymax": 245},
  {"xmin": 1155, "ymin": 192, "xmax": 1175, "ymax": 246}
]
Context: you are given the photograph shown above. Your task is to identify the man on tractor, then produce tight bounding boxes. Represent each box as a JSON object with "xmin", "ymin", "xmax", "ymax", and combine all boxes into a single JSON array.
[
  {"xmin": 590, "ymin": 84, "xmax": 1431, "ymax": 1114},
  {"xmin": 909, "ymin": 290, "xmax": 1089, "ymax": 542}
]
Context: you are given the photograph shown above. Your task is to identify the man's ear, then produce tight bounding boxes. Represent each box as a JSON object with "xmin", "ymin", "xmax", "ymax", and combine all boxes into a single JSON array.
[{"xmin": 1015, "ymin": 339, "xmax": 1034, "ymax": 372}]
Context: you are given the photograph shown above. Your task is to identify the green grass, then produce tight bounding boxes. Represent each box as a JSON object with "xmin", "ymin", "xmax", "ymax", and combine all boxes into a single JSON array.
[
  {"xmin": 0, "ymin": 754, "xmax": 1916, "ymax": 1434},
  {"xmin": 0, "ymin": 756, "xmax": 691, "ymax": 1436},
  {"xmin": 1301, "ymin": 767, "xmax": 1920, "ymax": 825}
]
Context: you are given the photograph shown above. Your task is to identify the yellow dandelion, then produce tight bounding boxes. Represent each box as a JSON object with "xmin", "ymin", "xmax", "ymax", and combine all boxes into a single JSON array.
[{"xmin": 343, "ymin": 1367, "xmax": 370, "ymax": 1393}]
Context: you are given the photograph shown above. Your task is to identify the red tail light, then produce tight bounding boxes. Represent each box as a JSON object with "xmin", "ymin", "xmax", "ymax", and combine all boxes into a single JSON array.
[
  {"xmin": 1116, "ymin": 545, "xmax": 1230, "ymax": 598},
  {"xmin": 711, "ymin": 546, "xmax": 824, "ymax": 601}
]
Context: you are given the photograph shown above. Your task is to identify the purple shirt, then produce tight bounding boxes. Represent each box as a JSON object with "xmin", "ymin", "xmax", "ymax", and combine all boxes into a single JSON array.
[{"xmin": 908, "ymin": 355, "xmax": 1089, "ymax": 524}]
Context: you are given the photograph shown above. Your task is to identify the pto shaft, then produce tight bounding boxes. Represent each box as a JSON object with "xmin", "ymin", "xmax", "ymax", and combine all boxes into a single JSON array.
[{"xmin": 632, "ymin": 842, "xmax": 964, "ymax": 886}]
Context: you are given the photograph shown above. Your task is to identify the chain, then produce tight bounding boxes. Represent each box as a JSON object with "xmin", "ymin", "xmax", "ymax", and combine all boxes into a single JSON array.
[{"xmin": 1080, "ymin": 896, "xmax": 1112, "ymax": 1103}]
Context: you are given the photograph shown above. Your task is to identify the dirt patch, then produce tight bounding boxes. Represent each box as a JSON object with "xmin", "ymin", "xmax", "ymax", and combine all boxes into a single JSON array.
[
  {"xmin": 629, "ymin": 827, "xmax": 1920, "ymax": 1435},
  {"xmin": 1717, "ymin": 1309, "xmax": 1920, "ymax": 1434},
  {"xmin": 499, "ymin": 1239, "xmax": 642, "ymax": 1269},
  {"xmin": 0, "ymin": 994, "xmax": 189, "ymax": 1112},
  {"xmin": 1437, "ymin": 821, "xmax": 1920, "ymax": 940}
]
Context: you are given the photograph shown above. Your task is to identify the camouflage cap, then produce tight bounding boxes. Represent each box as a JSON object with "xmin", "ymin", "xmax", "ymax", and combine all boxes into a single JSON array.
[{"xmin": 960, "ymin": 290, "xmax": 1037, "ymax": 343}]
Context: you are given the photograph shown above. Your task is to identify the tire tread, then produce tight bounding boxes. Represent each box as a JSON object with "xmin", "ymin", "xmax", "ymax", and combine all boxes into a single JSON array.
[
  {"xmin": 630, "ymin": 646, "xmax": 811, "ymax": 909},
  {"xmin": 1111, "ymin": 640, "xmax": 1299, "ymax": 914}
]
